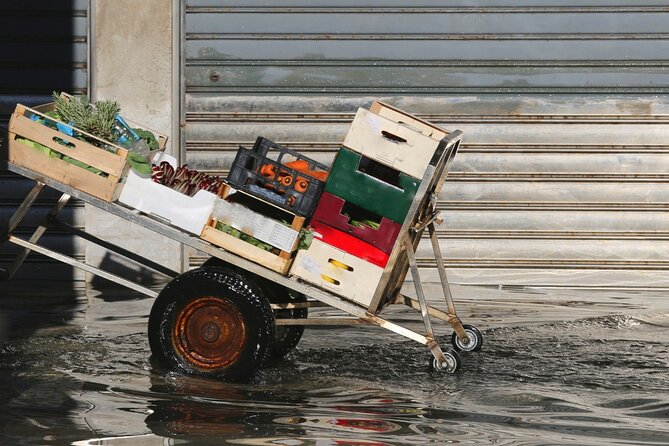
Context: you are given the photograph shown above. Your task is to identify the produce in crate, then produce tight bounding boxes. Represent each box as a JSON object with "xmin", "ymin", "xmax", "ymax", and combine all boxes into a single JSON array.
[
  {"xmin": 24, "ymin": 92, "xmax": 157, "ymax": 176},
  {"xmin": 227, "ymin": 137, "xmax": 329, "ymax": 217},
  {"xmin": 151, "ymin": 161, "xmax": 226, "ymax": 197}
]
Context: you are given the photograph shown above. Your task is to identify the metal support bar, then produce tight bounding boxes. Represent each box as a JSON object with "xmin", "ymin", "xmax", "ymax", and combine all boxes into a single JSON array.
[
  {"xmin": 7, "ymin": 236, "xmax": 159, "ymax": 298},
  {"xmin": 404, "ymin": 238, "xmax": 436, "ymax": 339},
  {"xmin": 394, "ymin": 294, "xmax": 458, "ymax": 323},
  {"xmin": 276, "ymin": 318, "xmax": 366, "ymax": 326},
  {"xmin": 427, "ymin": 222, "xmax": 467, "ymax": 342},
  {"xmin": 52, "ymin": 219, "xmax": 180, "ymax": 279},
  {"xmin": 5, "ymin": 193, "xmax": 71, "ymax": 281},
  {"xmin": 270, "ymin": 301, "xmax": 332, "ymax": 310},
  {"xmin": 362, "ymin": 312, "xmax": 430, "ymax": 345}
]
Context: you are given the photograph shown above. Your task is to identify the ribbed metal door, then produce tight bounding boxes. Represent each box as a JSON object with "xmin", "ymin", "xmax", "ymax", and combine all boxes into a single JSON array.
[
  {"xmin": 183, "ymin": 1, "xmax": 669, "ymax": 287},
  {"xmin": 1, "ymin": 0, "xmax": 89, "ymax": 280}
]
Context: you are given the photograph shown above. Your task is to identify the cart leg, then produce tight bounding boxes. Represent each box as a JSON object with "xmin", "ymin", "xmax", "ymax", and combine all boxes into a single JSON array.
[
  {"xmin": 5, "ymin": 193, "xmax": 71, "ymax": 281},
  {"xmin": 427, "ymin": 222, "xmax": 468, "ymax": 343},
  {"xmin": 1, "ymin": 181, "xmax": 45, "ymax": 280},
  {"xmin": 404, "ymin": 238, "xmax": 436, "ymax": 339},
  {"xmin": 5, "ymin": 181, "xmax": 45, "ymax": 235}
]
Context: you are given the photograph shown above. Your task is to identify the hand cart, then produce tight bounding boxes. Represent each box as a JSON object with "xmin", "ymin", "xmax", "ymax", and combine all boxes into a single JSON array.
[{"xmin": 2, "ymin": 123, "xmax": 482, "ymax": 380}]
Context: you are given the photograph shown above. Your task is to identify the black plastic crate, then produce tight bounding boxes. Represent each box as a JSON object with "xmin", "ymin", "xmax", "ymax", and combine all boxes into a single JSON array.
[{"xmin": 226, "ymin": 137, "xmax": 329, "ymax": 217}]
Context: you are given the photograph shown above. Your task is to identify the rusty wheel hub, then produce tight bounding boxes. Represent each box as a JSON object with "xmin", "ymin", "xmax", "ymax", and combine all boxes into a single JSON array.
[{"xmin": 173, "ymin": 296, "xmax": 247, "ymax": 370}]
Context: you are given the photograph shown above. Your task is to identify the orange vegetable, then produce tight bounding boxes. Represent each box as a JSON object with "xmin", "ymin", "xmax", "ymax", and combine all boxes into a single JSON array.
[
  {"xmin": 279, "ymin": 172, "xmax": 294, "ymax": 186},
  {"xmin": 294, "ymin": 177, "xmax": 309, "ymax": 193},
  {"xmin": 260, "ymin": 163, "xmax": 277, "ymax": 177},
  {"xmin": 302, "ymin": 169, "xmax": 328, "ymax": 181},
  {"xmin": 284, "ymin": 159, "xmax": 310, "ymax": 171}
]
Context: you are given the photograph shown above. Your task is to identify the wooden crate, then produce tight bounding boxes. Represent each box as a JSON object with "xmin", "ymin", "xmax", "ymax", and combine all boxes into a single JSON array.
[
  {"xmin": 289, "ymin": 238, "xmax": 384, "ymax": 308},
  {"xmin": 343, "ymin": 105, "xmax": 448, "ymax": 180},
  {"xmin": 200, "ymin": 212, "xmax": 305, "ymax": 276},
  {"xmin": 7, "ymin": 99, "xmax": 167, "ymax": 202},
  {"xmin": 370, "ymin": 101, "xmax": 448, "ymax": 141}
]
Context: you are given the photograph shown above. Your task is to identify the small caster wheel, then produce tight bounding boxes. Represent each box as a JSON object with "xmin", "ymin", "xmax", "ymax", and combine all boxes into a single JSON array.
[
  {"xmin": 430, "ymin": 349, "xmax": 461, "ymax": 374},
  {"xmin": 451, "ymin": 324, "xmax": 483, "ymax": 352}
]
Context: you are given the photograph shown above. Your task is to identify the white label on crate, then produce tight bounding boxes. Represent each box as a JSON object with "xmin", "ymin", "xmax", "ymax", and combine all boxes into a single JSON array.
[
  {"xmin": 213, "ymin": 199, "xmax": 298, "ymax": 252},
  {"xmin": 300, "ymin": 255, "xmax": 321, "ymax": 275}
]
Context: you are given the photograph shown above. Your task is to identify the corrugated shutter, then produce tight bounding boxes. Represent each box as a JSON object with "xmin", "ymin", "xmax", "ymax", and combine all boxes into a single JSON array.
[
  {"xmin": 1, "ymin": 0, "xmax": 89, "ymax": 280},
  {"xmin": 183, "ymin": 0, "xmax": 669, "ymax": 288}
]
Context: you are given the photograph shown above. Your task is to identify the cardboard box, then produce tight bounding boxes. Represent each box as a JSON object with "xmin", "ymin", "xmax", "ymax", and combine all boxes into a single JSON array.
[
  {"xmin": 290, "ymin": 238, "xmax": 384, "ymax": 307},
  {"xmin": 118, "ymin": 153, "xmax": 218, "ymax": 235},
  {"xmin": 324, "ymin": 147, "xmax": 419, "ymax": 224},
  {"xmin": 344, "ymin": 105, "xmax": 448, "ymax": 180},
  {"xmin": 311, "ymin": 192, "xmax": 401, "ymax": 254},
  {"xmin": 7, "ymin": 101, "xmax": 166, "ymax": 202}
]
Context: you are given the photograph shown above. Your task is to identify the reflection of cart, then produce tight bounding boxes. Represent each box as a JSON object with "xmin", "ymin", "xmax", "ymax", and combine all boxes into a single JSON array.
[{"xmin": 2, "ymin": 108, "xmax": 481, "ymax": 380}]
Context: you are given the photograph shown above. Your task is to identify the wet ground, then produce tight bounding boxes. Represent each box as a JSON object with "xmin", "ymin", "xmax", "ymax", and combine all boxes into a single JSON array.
[{"xmin": 1, "ymin": 281, "xmax": 668, "ymax": 445}]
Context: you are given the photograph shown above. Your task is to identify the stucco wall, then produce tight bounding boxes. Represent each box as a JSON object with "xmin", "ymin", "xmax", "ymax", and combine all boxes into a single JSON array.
[{"xmin": 86, "ymin": 0, "xmax": 182, "ymax": 280}]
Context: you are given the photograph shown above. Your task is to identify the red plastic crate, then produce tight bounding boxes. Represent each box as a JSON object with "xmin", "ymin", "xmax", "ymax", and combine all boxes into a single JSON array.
[
  {"xmin": 309, "ymin": 221, "xmax": 389, "ymax": 268},
  {"xmin": 311, "ymin": 192, "xmax": 401, "ymax": 255}
]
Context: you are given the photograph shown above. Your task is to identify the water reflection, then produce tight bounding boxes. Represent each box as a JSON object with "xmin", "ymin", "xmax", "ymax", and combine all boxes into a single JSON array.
[{"xmin": 2, "ymin": 286, "xmax": 669, "ymax": 445}]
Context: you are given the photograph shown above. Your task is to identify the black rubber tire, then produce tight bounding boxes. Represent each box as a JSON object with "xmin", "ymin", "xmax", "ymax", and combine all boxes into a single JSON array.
[
  {"xmin": 201, "ymin": 256, "xmax": 307, "ymax": 360},
  {"xmin": 148, "ymin": 267, "xmax": 275, "ymax": 381},
  {"xmin": 265, "ymin": 287, "xmax": 308, "ymax": 360},
  {"xmin": 451, "ymin": 324, "xmax": 483, "ymax": 352}
]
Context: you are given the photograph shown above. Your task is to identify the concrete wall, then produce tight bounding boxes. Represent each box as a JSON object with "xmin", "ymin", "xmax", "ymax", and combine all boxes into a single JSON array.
[{"xmin": 87, "ymin": 0, "xmax": 182, "ymax": 281}]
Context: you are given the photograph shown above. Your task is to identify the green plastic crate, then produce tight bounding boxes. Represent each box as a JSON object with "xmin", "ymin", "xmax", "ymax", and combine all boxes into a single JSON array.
[{"xmin": 325, "ymin": 147, "xmax": 420, "ymax": 224}]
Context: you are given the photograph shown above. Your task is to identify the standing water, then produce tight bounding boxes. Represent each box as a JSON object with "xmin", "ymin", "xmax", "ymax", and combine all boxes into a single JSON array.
[{"xmin": 1, "ymin": 283, "xmax": 668, "ymax": 445}]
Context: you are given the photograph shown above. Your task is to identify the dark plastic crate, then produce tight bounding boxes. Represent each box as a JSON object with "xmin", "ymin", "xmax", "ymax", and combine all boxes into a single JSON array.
[{"xmin": 227, "ymin": 137, "xmax": 329, "ymax": 217}]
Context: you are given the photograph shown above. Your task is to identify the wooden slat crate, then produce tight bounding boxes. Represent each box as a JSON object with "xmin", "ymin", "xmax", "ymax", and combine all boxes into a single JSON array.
[
  {"xmin": 7, "ymin": 97, "xmax": 167, "ymax": 202},
  {"xmin": 200, "ymin": 206, "xmax": 305, "ymax": 275}
]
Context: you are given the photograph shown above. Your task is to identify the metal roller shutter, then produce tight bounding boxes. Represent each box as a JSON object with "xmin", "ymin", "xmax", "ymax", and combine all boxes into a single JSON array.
[
  {"xmin": 183, "ymin": 0, "xmax": 669, "ymax": 288},
  {"xmin": 1, "ymin": 0, "xmax": 89, "ymax": 281}
]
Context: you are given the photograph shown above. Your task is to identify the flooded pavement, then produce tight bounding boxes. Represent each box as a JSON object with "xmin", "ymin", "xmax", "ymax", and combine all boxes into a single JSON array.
[{"xmin": 1, "ymin": 281, "xmax": 669, "ymax": 445}]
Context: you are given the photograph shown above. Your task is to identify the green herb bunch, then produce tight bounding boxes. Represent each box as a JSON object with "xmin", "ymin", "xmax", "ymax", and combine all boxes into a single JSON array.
[{"xmin": 53, "ymin": 92, "xmax": 120, "ymax": 142}]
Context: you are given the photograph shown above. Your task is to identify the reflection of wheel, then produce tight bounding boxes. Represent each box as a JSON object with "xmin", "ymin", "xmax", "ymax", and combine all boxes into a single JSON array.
[
  {"xmin": 430, "ymin": 349, "xmax": 461, "ymax": 374},
  {"xmin": 148, "ymin": 268, "xmax": 275, "ymax": 381},
  {"xmin": 451, "ymin": 324, "xmax": 483, "ymax": 352},
  {"xmin": 201, "ymin": 256, "xmax": 307, "ymax": 360}
]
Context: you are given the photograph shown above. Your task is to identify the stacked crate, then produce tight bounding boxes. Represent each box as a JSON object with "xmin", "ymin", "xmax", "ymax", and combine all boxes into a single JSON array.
[
  {"xmin": 201, "ymin": 137, "xmax": 328, "ymax": 274},
  {"xmin": 290, "ymin": 101, "xmax": 450, "ymax": 307}
]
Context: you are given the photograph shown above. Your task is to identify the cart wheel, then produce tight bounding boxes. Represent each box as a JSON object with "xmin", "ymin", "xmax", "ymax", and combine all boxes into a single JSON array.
[
  {"xmin": 201, "ymin": 256, "xmax": 308, "ymax": 360},
  {"xmin": 148, "ymin": 268, "xmax": 275, "ymax": 381},
  {"xmin": 451, "ymin": 324, "xmax": 483, "ymax": 352},
  {"xmin": 430, "ymin": 349, "xmax": 461, "ymax": 374}
]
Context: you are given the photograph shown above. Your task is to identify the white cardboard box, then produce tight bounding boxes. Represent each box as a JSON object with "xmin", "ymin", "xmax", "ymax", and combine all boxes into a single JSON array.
[
  {"xmin": 290, "ymin": 238, "xmax": 384, "ymax": 308},
  {"xmin": 118, "ymin": 153, "xmax": 217, "ymax": 235},
  {"xmin": 343, "ymin": 106, "xmax": 447, "ymax": 180}
]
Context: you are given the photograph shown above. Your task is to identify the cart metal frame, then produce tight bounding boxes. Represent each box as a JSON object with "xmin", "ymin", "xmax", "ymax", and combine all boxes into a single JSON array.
[{"xmin": 2, "ymin": 130, "xmax": 476, "ymax": 370}]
